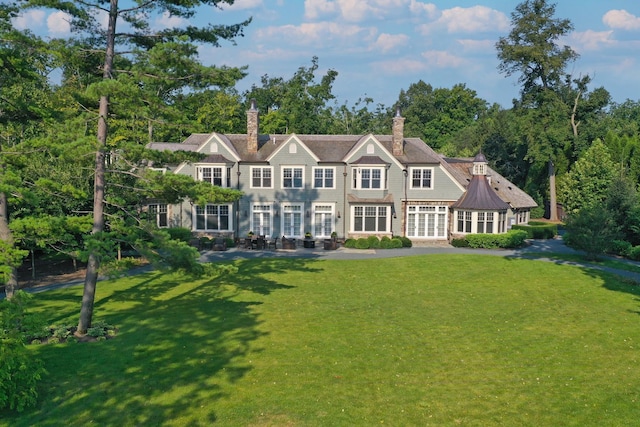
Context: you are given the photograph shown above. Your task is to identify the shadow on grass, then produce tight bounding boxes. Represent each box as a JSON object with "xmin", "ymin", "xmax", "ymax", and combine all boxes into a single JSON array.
[{"xmin": 1, "ymin": 257, "xmax": 322, "ymax": 426}]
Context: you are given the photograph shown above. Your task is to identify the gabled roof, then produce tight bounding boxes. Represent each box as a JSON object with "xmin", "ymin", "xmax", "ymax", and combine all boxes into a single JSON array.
[
  {"xmin": 197, "ymin": 154, "xmax": 234, "ymax": 164},
  {"xmin": 265, "ymin": 134, "xmax": 320, "ymax": 163},
  {"xmin": 350, "ymin": 155, "xmax": 390, "ymax": 165},
  {"xmin": 446, "ymin": 157, "xmax": 537, "ymax": 209},
  {"xmin": 148, "ymin": 132, "xmax": 448, "ymax": 167}
]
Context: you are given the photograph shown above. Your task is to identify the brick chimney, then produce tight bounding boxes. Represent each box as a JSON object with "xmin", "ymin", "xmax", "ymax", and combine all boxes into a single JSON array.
[
  {"xmin": 392, "ymin": 106, "xmax": 404, "ymax": 156},
  {"xmin": 247, "ymin": 98, "xmax": 259, "ymax": 154}
]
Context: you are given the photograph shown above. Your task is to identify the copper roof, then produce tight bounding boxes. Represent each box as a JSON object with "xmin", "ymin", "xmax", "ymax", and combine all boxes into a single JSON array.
[
  {"xmin": 451, "ymin": 175, "xmax": 510, "ymax": 210},
  {"xmin": 445, "ymin": 157, "xmax": 537, "ymax": 209}
]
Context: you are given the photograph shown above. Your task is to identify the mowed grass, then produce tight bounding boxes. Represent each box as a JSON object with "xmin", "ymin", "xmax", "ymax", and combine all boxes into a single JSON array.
[{"xmin": 3, "ymin": 254, "xmax": 640, "ymax": 426}]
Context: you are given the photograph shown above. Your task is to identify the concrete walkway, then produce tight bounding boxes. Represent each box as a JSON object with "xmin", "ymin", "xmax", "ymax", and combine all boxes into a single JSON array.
[
  {"xmin": 200, "ymin": 237, "xmax": 640, "ymax": 283},
  {"xmin": 3, "ymin": 238, "xmax": 639, "ymax": 299}
]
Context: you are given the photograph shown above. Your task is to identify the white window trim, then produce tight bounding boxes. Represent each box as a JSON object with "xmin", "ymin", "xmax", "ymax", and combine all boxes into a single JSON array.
[
  {"xmin": 250, "ymin": 203, "xmax": 273, "ymax": 236},
  {"xmin": 250, "ymin": 166, "xmax": 274, "ymax": 189},
  {"xmin": 312, "ymin": 166, "xmax": 336, "ymax": 189},
  {"xmin": 280, "ymin": 202, "xmax": 304, "ymax": 238},
  {"xmin": 350, "ymin": 205, "xmax": 390, "ymax": 233},
  {"xmin": 192, "ymin": 203, "xmax": 233, "ymax": 231},
  {"xmin": 281, "ymin": 165, "xmax": 305, "ymax": 189},
  {"xmin": 352, "ymin": 166, "xmax": 386, "ymax": 190},
  {"xmin": 312, "ymin": 203, "xmax": 336, "ymax": 238},
  {"xmin": 456, "ymin": 210, "xmax": 507, "ymax": 234},
  {"xmin": 409, "ymin": 167, "xmax": 434, "ymax": 190},
  {"xmin": 196, "ymin": 165, "xmax": 230, "ymax": 188},
  {"xmin": 406, "ymin": 205, "xmax": 448, "ymax": 239},
  {"xmin": 148, "ymin": 203, "xmax": 168, "ymax": 228}
]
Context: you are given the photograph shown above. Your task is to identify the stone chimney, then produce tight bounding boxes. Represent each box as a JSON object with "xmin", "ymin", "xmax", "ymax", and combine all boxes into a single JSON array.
[
  {"xmin": 247, "ymin": 98, "xmax": 259, "ymax": 154},
  {"xmin": 392, "ymin": 106, "xmax": 404, "ymax": 156}
]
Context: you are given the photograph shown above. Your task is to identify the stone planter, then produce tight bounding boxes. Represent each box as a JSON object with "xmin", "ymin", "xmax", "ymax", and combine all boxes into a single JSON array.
[
  {"xmin": 324, "ymin": 239, "xmax": 338, "ymax": 250},
  {"xmin": 282, "ymin": 238, "xmax": 296, "ymax": 250},
  {"xmin": 303, "ymin": 239, "xmax": 315, "ymax": 248}
]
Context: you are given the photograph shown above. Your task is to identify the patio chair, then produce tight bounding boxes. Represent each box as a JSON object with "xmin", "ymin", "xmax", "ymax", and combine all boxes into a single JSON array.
[
  {"xmin": 212, "ymin": 237, "xmax": 227, "ymax": 251},
  {"xmin": 267, "ymin": 236, "xmax": 278, "ymax": 250}
]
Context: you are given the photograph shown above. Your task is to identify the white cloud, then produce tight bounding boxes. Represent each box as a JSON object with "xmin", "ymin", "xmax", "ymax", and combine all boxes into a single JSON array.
[
  {"xmin": 371, "ymin": 33, "xmax": 408, "ymax": 53},
  {"xmin": 257, "ymin": 22, "xmax": 376, "ymax": 46},
  {"xmin": 603, "ymin": 9, "xmax": 640, "ymax": 31},
  {"xmin": 421, "ymin": 50, "xmax": 466, "ymax": 68},
  {"xmin": 47, "ymin": 11, "xmax": 71, "ymax": 35},
  {"xmin": 305, "ymin": 0, "xmax": 338, "ymax": 20},
  {"xmin": 305, "ymin": 0, "xmax": 411, "ymax": 23},
  {"xmin": 13, "ymin": 10, "xmax": 45, "ymax": 31},
  {"xmin": 156, "ymin": 11, "xmax": 189, "ymax": 28},
  {"xmin": 372, "ymin": 57, "xmax": 427, "ymax": 74},
  {"xmin": 408, "ymin": 0, "xmax": 437, "ymax": 19},
  {"xmin": 457, "ymin": 39, "xmax": 494, "ymax": 53},
  {"xmin": 222, "ymin": 0, "xmax": 263, "ymax": 11},
  {"xmin": 568, "ymin": 30, "xmax": 616, "ymax": 52},
  {"xmin": 437, "ymin": 6, "xmax": 509, "ymax": 33}
]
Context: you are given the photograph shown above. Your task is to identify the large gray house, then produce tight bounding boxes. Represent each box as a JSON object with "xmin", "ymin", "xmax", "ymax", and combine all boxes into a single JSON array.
[{"xmin": 146, "ymin": 102, "xmax": 536, "ymax": 242}]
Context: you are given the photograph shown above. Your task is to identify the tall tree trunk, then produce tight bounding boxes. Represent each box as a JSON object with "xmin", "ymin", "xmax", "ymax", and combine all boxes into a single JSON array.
[
  {"xmin": 549, "ymin": 159, "xmax": 558, "ymax": 222},
  {"xmin": 77, "ymin": 0, "xmax": 118, "ymax": 334},
  {"xmin": 0, "ymin": 191, "xmax": 18, "ymax": 299}
]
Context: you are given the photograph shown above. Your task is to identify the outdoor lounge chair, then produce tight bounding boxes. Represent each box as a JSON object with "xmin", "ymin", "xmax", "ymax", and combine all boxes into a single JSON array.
[{"xmin": 212, "ymin": 237, "xmax": 227, "ymax": 251}]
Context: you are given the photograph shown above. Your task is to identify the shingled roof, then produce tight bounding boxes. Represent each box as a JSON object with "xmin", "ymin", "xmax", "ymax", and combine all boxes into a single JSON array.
[{"xmin": 445, "ymin": 157, "xmax": 537, "ymax": 209}]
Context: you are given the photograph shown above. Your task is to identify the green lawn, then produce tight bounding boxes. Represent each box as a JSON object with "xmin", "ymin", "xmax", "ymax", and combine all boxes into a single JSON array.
[{"xmin": 3, "ymin": 255, "xmax": 640, "ymax": 426}]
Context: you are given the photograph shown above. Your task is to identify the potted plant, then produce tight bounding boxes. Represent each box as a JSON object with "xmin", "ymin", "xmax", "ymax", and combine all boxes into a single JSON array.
[
  {"xmin": 248, "ymin": 231, "xmax": 254, "ymax": 237},
  {"xmin": 303, "ymin": 231, "xmax": 315, "ymax": 248},
  {"xmin": 325, "ymin": 232, "xmax": 338, "ymax": 250}
]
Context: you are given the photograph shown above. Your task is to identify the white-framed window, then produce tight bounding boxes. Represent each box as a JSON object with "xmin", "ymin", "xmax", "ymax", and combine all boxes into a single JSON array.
[
  {"xmin": 352, "ymin": 167, "xmax": 385, "ymax": 190},
  {"xmin": 406, "ymin": 205, "xmax": 447, "ymax": 238},
  {"xmin": 457, "ymin": 210, "xmax": 472, "ymax": 233},
  {"xmin": 352, "ymin": 205, "xmax": 389, "ymax": 233},
  {"xmin": 313, "ymin": 204, "xmax": 335, "ymax": 238},
  {"xmin": 477, "ymin": 212, "xmax": 494, "ymax": 234},
  {"xmin": 410, "ymin": 167, "xmax": 433, "ymax": 189},
  {"xmin": 194, "ymin": 204, "xmax": 231, "ymax": 231},
  {"xmin": 148, "ymin": 204, "xmax": 168, "ymax": 228},
  {"xmin": 282, "ymin": 166, "xmax": 304, "ymax": 189},
  {"xmin": 313, "ymin": 167, "xmax": 335, "ymax": 189},
  {"xmin": 517, "ymin": 211, "xmax": 528, "ymax": 224},
  {"xmin": 196, "ymin": 166, "xmax": 232, "ymax": 188},
  {"xmin": 498, "ymin": 212, "xmax": 507, "ymax": 233},
  {"xmin": 281, "ymin": 203, "xmax": 303, "ymax": 238},
  {"xmin": 251, "ymin": 166, "xmax": 273, "ymax": 189},
  {"xmin": 251, "ymin": 204, "xmax": 272, "ymax": 236}
]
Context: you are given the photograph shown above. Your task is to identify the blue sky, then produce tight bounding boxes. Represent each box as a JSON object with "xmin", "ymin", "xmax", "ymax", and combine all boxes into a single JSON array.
[{"xmin": 13, "ymin": 0, "xmax": 640, "ymax": 109}]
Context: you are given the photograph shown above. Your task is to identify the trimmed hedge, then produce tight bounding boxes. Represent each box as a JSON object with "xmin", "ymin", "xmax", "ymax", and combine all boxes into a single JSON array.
[
  {"xmin": 451, "ymin": 238, "xmax": 470, "ymax": 248},
  {"xmin": 367, "ymin": 236, "xmax": 381, "ymax": 248},
  {"xmin": 511, "ymin": 223, "xmax": 557, "ymax": 239},
  {"xmin": 166, "ymin": 227, "xmax": 193, "ymax": 243},
  {"xmin": 355, "ymin": 238, "xmax": 370, "ymax": 249},
  {"xmin": 608, "ymin": 240, "xmax": 632, "ymax": 257},
  {"xmin": 458, "ymin": 230, "xmax": 528, "ymax": 249},
  {"xmin": 343, "ymin": 236, "xmax": 406, "ymax": 250},
  {"xmin": 627, "ymin": 246, "xmax": 640, "ymax": 261},
  {"xmin": 398, "ymin": 236, "xmax": 412, "ymax": 248}
]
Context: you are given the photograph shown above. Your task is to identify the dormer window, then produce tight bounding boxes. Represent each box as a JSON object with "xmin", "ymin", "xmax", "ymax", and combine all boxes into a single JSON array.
[
  {"xmin": 197, "ymin": 165, "xmax": 232, "ymax": 188},
  {"xmin": 352, "ymin": 167, "xmax": 385, "ymax": 189},
  {"xmin": 473, "ymin": 162, "xmax": 486, "ymax": 176}
]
